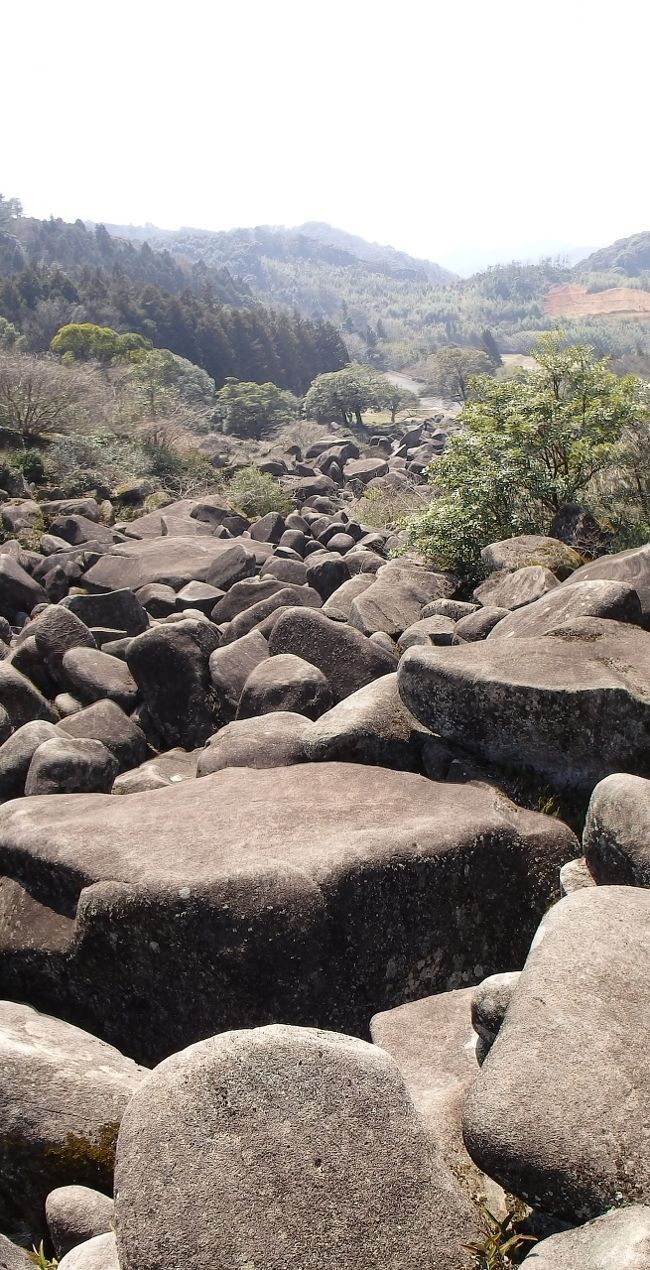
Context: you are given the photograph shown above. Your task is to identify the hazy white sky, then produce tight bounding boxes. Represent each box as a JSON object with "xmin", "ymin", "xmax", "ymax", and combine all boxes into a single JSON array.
[{"xmin": 4, "ymin": 0, "xmax": 650, "ymax": 271}]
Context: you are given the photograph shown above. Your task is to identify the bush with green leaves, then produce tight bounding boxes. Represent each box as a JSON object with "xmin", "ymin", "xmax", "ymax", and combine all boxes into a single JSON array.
[
  {"xmin": 224, "ymin": 466, "xmax": 293, "ymax": 519},
  {"xmin": 215, "ymin": 379, "xmax": 301, "ymax": 439},
  {"xmin": 404, "ymin": 334, "xmax": 647, "ymax": 579}
]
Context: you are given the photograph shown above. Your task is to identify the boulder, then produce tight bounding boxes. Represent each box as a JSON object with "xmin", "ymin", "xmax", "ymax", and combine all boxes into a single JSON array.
[
  {"xmin": 470, "ymin": 971, "xmax": 520, "ymax": 1063},
  {"xmin": 487, "ymin": 578, "xmax": 643, "ymax": 640},
  {"xmin": 126, "ymin": 619, "xmax": 220, "ymax": 748},
  {"xmin": 133, "ymin": 583, "xmax": 177, "ymax": 619},
  {"xmin": 61, "ymin": 648, "xmax": 138, "ymax": 712},
  {"xmin": 453, "ymin": 606, "xmax": 508, "ymax": 642},
  {"xmin": 63, "ymin": 590, "xmax": 148, "ymax": 636},
  {"xmin": 46, "ymin": 1185, "xmax": 114, "ymax": 1259},
  {"xmin": 563, "ymin": 542, "xmax": 650, "ymax": 623},
  {"xmin": 0, "ymin": 556, "xmax": 47, "ymax": 620},
  {"xmin": 58, "ymin": 1233, "xmax": 119, "ymax": 1269},
  {"xmin": 0, "ymin": 766, "xmax": 575, "ymax": 1066},
  {"xmin": 49, "ymin": 515, "xmax": 114, "ymax": 547},
  {"xmin": 261, "ymin": 556, "xmax": 308, "ymax": 586},
  {"xmin": 0, "ymin": 720, "xmax": 60, "ymax": 800},
  {"xmin": 0, "ymin": 1001, "xmax": 144, "ymax": 1234},
  {"xmin": 209, "ymin": 577, "xmax": 284, "ymax": 624},
  {"xmin": 25, "ymin": 737, "xmax": 119, "ymax": 796},
  {"xmin": 237, "ymin": 653, "xmax": 333, "ymax": 721},
  {"xmin": 0, "ymin": 664, "xmax": 57, "ymax": 730},
  {"xmin": 481, "ymin": 535, "xmax": 582, "ymax": 578},
  {"xmin": 398, "ymin": 615, "xmax": 456, "ymax": 650},
  {"xmin": 521, "ymin": 1205, "xmax": 650, "ymax": 1267},
  {"xmin": 114, "ymin": 1025, "xmax": 474, "ymax": 1270},
  {"xmin": 303, "ymin": 674, "xmax": 427, "ymax": 771},
  {"xmin": 29, "ymin": 605, "xmax": 96, "ymax": 681},
  {"xmin": 112, "ymin": 748, "xmax": 199, "ymax": 795},
  {"xmin": 321, "ymin": 574, "xmax": 374, "ymax": 622},
  {"xmin": 474, "ymin": 565, "xmax": 560, "ymax": 610},
  {"xmin": 462, "ymin": 887, "xmax": 650, "ymax": 1220},
  {"xmin": 196, "ymin": 713, "xmax": 312, "ymax": 775},
  {"xmin": 583, "ymin": 772, "xmax": 650, "ymax": 886},
  {"xmin": 0, "ymin": 1235, "xmax": 32, "ymax": 1268},
  {"xmin": 349, "ymin": 568, "xmax": 456, "ymax": 637},
  {"xmin": 399, "ymin": 624, "xmax": 650, "ymax": 792},
  {"xmin": 304, "ymin": 551, "xmax": 350, "ymax": 600},
  {"xmin": 208, "ymin": 630, "xmax": 269, "ymax": 722},
  {"xmin": 58, "ymin": 701, "xmax": 147, "ymax": 772},
  {"xmin": 218, "ymin": 585, "xmax": 322, "ymax": 645},
  {"xmin": 82, "ymin": 537, "xmax": 250, "ymax": 593},
  {"xmin": 268, "ymin": 607, "xmax": 397, "ymax": 702}
]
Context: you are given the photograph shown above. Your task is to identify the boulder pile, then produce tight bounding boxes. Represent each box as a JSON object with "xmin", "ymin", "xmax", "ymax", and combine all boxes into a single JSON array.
[{"xmin": 0, "ymin": 468, "xmax": 649, "ymax": 1266}]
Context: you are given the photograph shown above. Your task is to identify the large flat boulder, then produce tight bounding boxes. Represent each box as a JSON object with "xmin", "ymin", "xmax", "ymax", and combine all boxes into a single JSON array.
[
  {"xmin": 0, "ymin": 765, "xmax": 575, "ymax": 1065},
  {"xmin": 564, "ymin": 542, "xmax": 650, "ymax": 622},
  {"xmin": 487, "ymin": 578, "xmax": 642, "ymax": 640},
  {"xmin": 81, "ymin": 537, "xmax": 251, "ymax": 593},
  {"xmin": 462, "ymin": 887, "xmax": 650, "ymax": 1221},
  {"xmin": 115, "ymin": 1025, "xmax": 475, "ymax": 1270},
  {"xmin": 399, "ymin": 622, "xmax": 650, "ymax": 792}
]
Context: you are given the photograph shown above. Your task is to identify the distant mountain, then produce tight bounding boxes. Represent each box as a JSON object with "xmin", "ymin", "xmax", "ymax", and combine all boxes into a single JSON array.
[
  {"xmin": 294, "ymin": 222, "xmax": 456, "ymax": 284},
  {"xmin": 577, "ymin": 231, "xmax": 650, "ymax": 276}
]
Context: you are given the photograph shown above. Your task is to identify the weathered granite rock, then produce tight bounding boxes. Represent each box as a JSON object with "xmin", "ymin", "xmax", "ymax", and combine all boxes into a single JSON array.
[
  {"xmin": 321, "ymin": 574, "xmax": 374, "ymax": 622},
  {"xmin": 268, "ymin": 606, "xmax": 397, "ymax": 701},
  {"xmin": 487, "ymin": 579, "xmax": 643, "ymax": 640},
  {"xmin": 46, "ymin": 1185, "xmax": 114, "ymax": 1259},
  {"xmin": 115, "ymin": 1025, "xmax": 475, "ymax": 1270},
  {"xmin": 0, "ymin": 1234, "xmax": 32, "ymax": 1268},
  {"xmin": 126, "ymin": 619, "xmax": 220, "ymax": 748},
  {"xmin": 303, "ymin": 674, "xmax": 427, "ymax": 770},
  {"xmin": 399, "ymin": 624, "xmax": 650, "ymax": 792},
  {"xmin": 58, "ymin": 702, "xmax": 146, "ymax": 773},
  {"xmin": 25, "ymin": 737, "xmax": 119, "ymax": 796},
  {"xmin": 474, "ymin": 565, "xmax": 560, "ymax": 610},
  {"xmin": 463, "ymin": 887, "xmax": 650, "ymax": 1220},
  {"xmin": 0, "ymin": 720, "xmax": 60, "ymax": 800},
  {"xmin": 565, "ymin": 542, "xmax": 650, "ymax": 623},
  {"xmin": 521, "ymin": 1205, "xmax": 650, "ymax": 1267},
  {"xmin": 236, "ymin": 653, "xmax": 333, "ymax": 721},
  {"xmin": 63, "ymin": 590, "xmax": 148, "ymax": 637},
  {"xmin": 61, "ymin": 648, "xmax": 138, "ymax": 712},
  {"xmin": 481, "ymin": 535, "xmax": 581, "ymax": 578},
  {"xmin": 58, "ymin": 1232, "xmax": 119, "ymax": 1270},
  {"xmin": 584, "ymin": 772, "xmax": 650, "ymax": 886},
  {"xmin": 0, "ymin": 664, "xmax": 57, "ymax": 731},
  {"xmin": 0, "ymin": 765, "xmax": 575, "ymax": 1065},
  {"xmin": 112, "ymin": 748, "xmax": 198, "ymax": 795},
  {"xmin": 82, "ymin": 537, "xmax": 250, "ymax": 593},
  {"xmin": 453, "ymin": 606, "xmax": 509, "ymax": 642},
  {"xmin": 0, "ymin": 1001, "xmax": 144, "ymax": 1234},
  {"xmin": 197, "ymin": 713, "xmax": 311, "ymax": 775},
  {"xmin": 471, "ymin": 971, "xmax": 520, "ymax": 1063},
  {"xmin": 0, "ymin": 556, "xmax": 47, "ymax": 620},
  {"xmin": 349, "ymin": 568, "xmax": 456, "ymax": 637}
]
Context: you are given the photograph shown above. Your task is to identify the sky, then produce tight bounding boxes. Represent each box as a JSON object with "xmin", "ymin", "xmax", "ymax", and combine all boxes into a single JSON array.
[{"xmin": 4, "ymin": 0, "xmax": 650, "ymax": 274}]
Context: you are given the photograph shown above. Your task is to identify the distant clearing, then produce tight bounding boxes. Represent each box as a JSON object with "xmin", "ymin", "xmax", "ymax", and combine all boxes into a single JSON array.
[{"xmin": 546, "ymin": 283, "xmax": 650, "ymax": 319}]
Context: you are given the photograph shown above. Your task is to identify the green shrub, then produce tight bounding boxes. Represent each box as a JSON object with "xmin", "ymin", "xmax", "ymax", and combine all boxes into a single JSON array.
[{"xmin": 224, "ymin": 466, "xmax": 293, "ymax": 518}]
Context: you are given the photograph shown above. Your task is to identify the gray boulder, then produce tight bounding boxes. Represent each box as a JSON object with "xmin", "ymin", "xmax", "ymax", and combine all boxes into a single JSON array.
[
  {"xmin": 584, "ymin": 772, "xmax": 650, "ymax": 886},
  {"xmin": 481, "ymin": 535, "xmax": 581, "ymax": 578},
  {"xmin": 399, "ymin": 623, "xmax": 650, "ymax": 792},
  {"xmin": 126, "ymin": 619, "xmax": 220, "ymax": 748},
  {"xmin": 463, "ymin": 887, "xmax": 650, "ymax": 1220},
  {"xmin": 0, "ymin": 1001, "xmax": 144, "ymax": 1234},
  {"xmin": 112, "ymin": 748, "xmax": 198, "ymax": 795},
  {"xmin": 237, "ymin": 653, "xmax": 333, "ymax": 721},
  {"xmin": 474, "ymin": 565, "xmax": 560, "ymax": 610},
  {"xmin": 0, "ymin": 720, "xmax": 59, "ymax": 799},
  {"xmin": 25, "ymin": 737, "xmax": 119, "ymax": 796},
  {"xmin": 453, "ymin": 606, "xmax": 509, "ymax": 642},
  {"xmin": 58, "ymin": 701, "xmax": 147, "ymax": 772},
  {"xmin": 268, "ymin": 607, "xmax": 397, "ymax": 701},
  {"xmin": 46, "ymin": 1185, "xmax": 114, "ymax": 1259},
  {"xmin": 349, "ymin": 567, "xmax": 456, "ymax": 637},
  {"xmin": 565, "ymin": 542, "xmax": 650, "ymax": 623},
  {"xmin": 64, "ymin": 589, "xmax": 148, "ymax": 636},
  {"xmin": 61, "ymin": 648, "xmax": 138, "ymax": 712},
  {"xmin": 321, "ymin": 574, "xmax": 374, "ymax": 622},
  {"xmin": 521, "ymin": 1205, "xmax": 650, "ymax": 1267},
  {"xmin": 487, "ymin": 578, "xmax": 643, "ymax": 640},
  {"xmin": 303, "ymin": 674, "xmax": 427, "ymax": 771},
  {"xmin": 208, "ymin": 630, "xmax": 269, "ymax": 722},
  {"xmin": 0, "ymin": 765, "xmax": 575, "ymax": 1065},
  {"xmin": 197, "ymin": 712, "xmax": 311, "ymax": 775},
  {"xmin": 0, "ymin": 556, "xmax": 47, "ymax": 620},
  {"xmin": 471, "ymin": 971, "xmax": 520, "ymax": 1063},
  {"xmin": 0, "ymin": 1234, "xmax": 32, "ymax": 1268},
  {"xmin": 114, "ymin": 1025, "xmax": 474, "ymax": 1270},
  {"xmin": 82, "ymin": 536, "xmax": 250, "ymax": 593},
  {"xmin": 58, "ymin": 1233, "xmax": 119, "ymax": 1270},
  {"xmin": 0, "ymin": 664, "xmax": 57, "ymax": 730}
]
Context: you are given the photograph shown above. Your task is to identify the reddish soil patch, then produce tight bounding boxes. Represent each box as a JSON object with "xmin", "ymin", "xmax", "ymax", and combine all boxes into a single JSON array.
[{"xmin": 546, "ymin": 283, "xmax": 650, "ymax": 319}]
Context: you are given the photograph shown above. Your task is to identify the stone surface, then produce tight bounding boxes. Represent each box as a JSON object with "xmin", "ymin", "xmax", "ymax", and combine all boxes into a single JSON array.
[
  {"xmin": 64, "ymin": 590, "xmax": 148, "ymax": 637},
  {"xmin": 208, "ymin": 630, "xmax": 269, "ymax": 722},
  {"xmin": 58, "ymin": 702, "xmax": 147, "ymax": 773},
  {"xmin": 349, "ymin": 569, "xmax": 456, "ymax": 637},
  {"xmin": 25, "ymin": 737, "xmax": 118, "ymax": 796},
  {"xmin": 46, "ymin": 1185, "xmax": 114, "ymax": 1259},
  {"xmin": 522, "ymin": 1205, "xmax": 650, "ymax": 1267},
  {"xmin": 115, "ymin": 1025, "xmax": 474, "ymax": 1270},
  {"xmin": 0, "ymin": 721, "xmax": 60, "ymax": 800},
  {"xmin": 126, "ymin": 619, "xmax": 220, "ymax": 748},
  {"xmin": 474, "ymin": 565, "xmax": 560, "ymax": 610},
  {"xmin": 584, "ymin": 772, "xmax": 650, "ymax": 886},
  {"xmin": 565, "ymin": 542, "xmax": 650, "ymax": 623},
  {"xmin": 237, "ymin": 653, "xmax": 332, "ymax": 721},
  {"xmin": 0, "ymin": 664, "xmax": 57, "ymax": 731},
  {"xmin": 463, "ymin": 887, "xmax": 650, "ymax": 1220},
  {"xmin": 487, "ymin": 579, "xmax": 643, "ymax": 640},
  {"xmin": 0, "ymin": 765, "xmax": 575, "ymax": 1065},
  {"xmin": 57, "ymin": 1232, "xmax": 119, "ymax": 1270},
  {"xmin": 61, "ymin": 648, "xmax": 138, "ymax": 712},
  {"xmin": 268, "ymin": 606, "xmax": 397, "ymax": 701},
  {"xmin": 399, "ymin": 624, "xmax": 650, "ymax": 792},
  {"xmin": 0, "ymin": 1234, "xmax": 32, "ymax": 1268},
  {"xmin": 481, "ymin": 535, "xmax": 581, "ymax": 578},
  {"xmin": 0, "ymin": 556, "xmax": 47, "ymax": 620},
  {"xmin": 82, "ymin": 537, "xmax": 249, "ymax": 593},
  {"xmin": 197, "ymin": 713, "xmax": 311, "ymax": 775},
  {"xmin": 471, "ymin": 971, "xmax": 520, "ymax": 1063},
  {"xmin": 303, "ymin": 674, "xmax": 427, "ymax": 771},
  {"xmin": 0, "ymin": 1001, "xmax": 144, "ymax": 1234}
]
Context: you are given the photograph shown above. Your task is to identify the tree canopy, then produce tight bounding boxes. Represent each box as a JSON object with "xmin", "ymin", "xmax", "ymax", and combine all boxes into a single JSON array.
[
  {"xmin": 404, "ymin": 335, "xmax": 647, "ymax": 576},
  {"xmin": 215, "ymin": 379, "xmax": 301, "ymax": 438}
]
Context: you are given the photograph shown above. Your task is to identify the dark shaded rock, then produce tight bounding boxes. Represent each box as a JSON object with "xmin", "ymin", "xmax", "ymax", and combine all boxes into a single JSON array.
[
  {"xmin": 249, "ymin": 512, "xmax": 285, "ymax": 543},
  {"xmin": 48, "ymin": 515, "xmax": 114, "ymax": 548},
  {"xmin": 261, "ymin": 556, "xmax": 309, "ymax": 586},
  {"xmin": 28, "ymin": 605, "xmax": 96, "ymax": 683},
  {"xmin": 58, "ymin": 701, "xmax": 147, "ymax": 773},
  {"xmin": 549, "ymin": 502, "xmax": 609, "ymax": 555},
  {"xmin": 463, "ymin": 887, "xmax": 650, "ymax": 1220},
  {"xmin": 64, "ymin": 590, "xmax": 148, "ymax": 637},
  {"xmin": 305, "ymin": 551, "xmax": 351, "ymax": 600},
  {"xmin": 453, "ymin": 606, "xmax": 509, "ymax": 642},
  {"xmin": 471, "ymin": 971, "xmax": 520, "ymax": 1064},
  {"xmin": 175, "ymin": 581, "xmax": 225, "ymax": 616},
  {"xmin": 208, "ymin": 630, "xmax": 269, "ymax": 722},
  {"xmin": 0, "ymin": 1001, "xmax": 144, "ymax": 1236},
  {"xmin": 219, "ymin": 585, "xmax": 322, "ymax": 645},
  {"xmin": 237, "ymin": 653, "xmax": 333, "ymax": 721},
  {"xmin": 321, "ymin": 575, "xmax": 374, "ymax": 622},
  {"xmin": 210, "ymin": 577, "xmax": 284, "ymax": 624},
  {"xmin": 61, "ymin": 649, "xmax": 138, "ymax": 712},
  {"xmin": 126, "ymin": 619, "xmax": 220, "ymax": 749},
  {"xmin": 204, "ymin": 542, "xmax": 257, "ymax": 591},
  {"xmin": 114, "ymin": 1025, "xmax": 474, "ymax": 1270},
  {"xmin": 0, "ymin": 556, "xmax": 47, "ymax": 620},
  {"xmin": 0, "ymin": 663, "xmax": 57, "ymax": 730},
  {"xmin": 269, "ymin": 606, "xmax": 397, "ymax": 701},
  {"xmin": 0, "ymin": 766, "xmax": 575, "ymax": 1064},
  {"xmin": 134, "ymin": 583, "xmax": 177, "ymax": 618},
  {"xmin": 25, "ymin": 737, "xmax": 119, "ymax": 796},
  {"xmin": 197, "ymin": 713, "xmax": 311, "ymax": 775}
]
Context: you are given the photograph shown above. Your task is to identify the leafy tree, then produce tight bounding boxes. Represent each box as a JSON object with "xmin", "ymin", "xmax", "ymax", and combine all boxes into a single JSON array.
[
  {"xmin": 374, "ymin": 380, "xmax": 419, "ymax": 422},
  {"xmin": 404, "ymin": 335, "xmax": 646, "ymax": 577},
  {"xmin": 224, "ymin": 466, "xmax": 293, "ymax": 518},
  {"xmin": 50, "ymin": 323, "xmax": 150, "ymax": 364},
  {"xmin": 215, "ymin": 379, "xmax": 301, "ymax": 438},
  {"xmin": 422, "ymin": 346, "xmax": 495, "ymax": 402},
  {"xmin": 124, "ymin": 348, "xmax": 215, "ymax": 420},
  {"xmin": 303, "ymin": 363, "xmax": 386, "ymax": 426},
  {"xmin": 480, "ymin": 328, "xmax": 502, "ymax": 367},
  {"xmin": 0, "ymin": 316, "xmax": 23, "ymax": 350}
]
